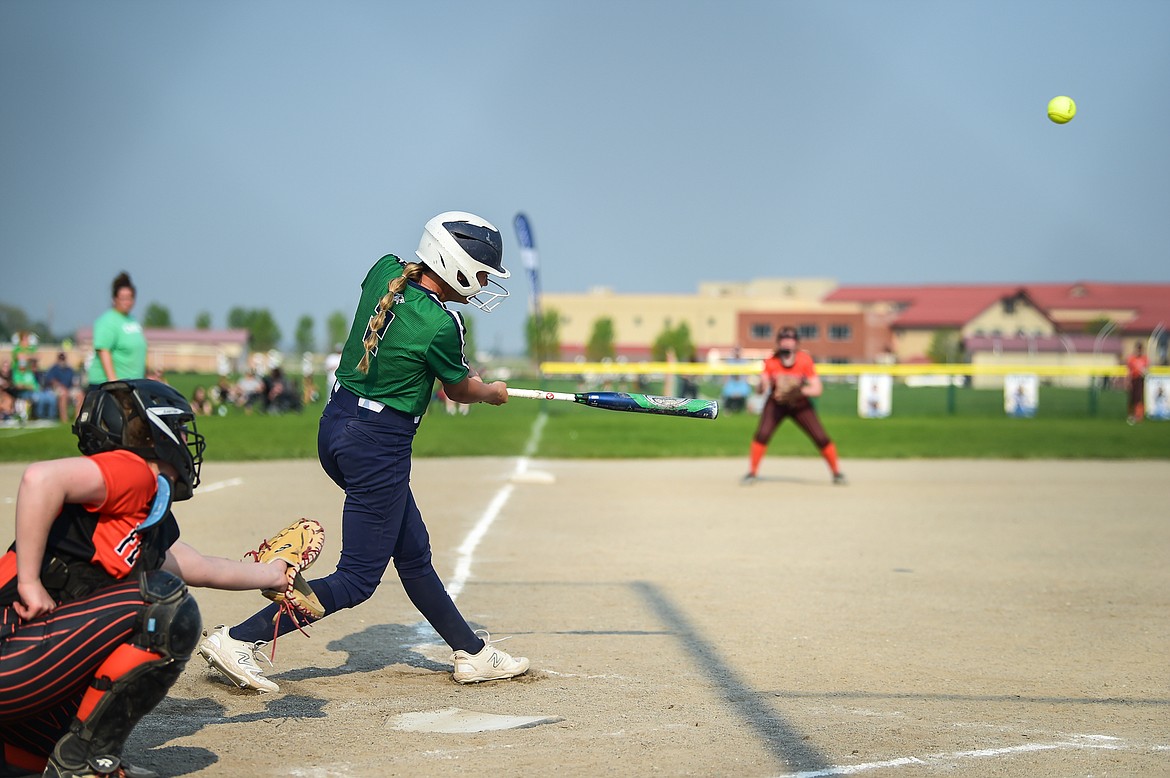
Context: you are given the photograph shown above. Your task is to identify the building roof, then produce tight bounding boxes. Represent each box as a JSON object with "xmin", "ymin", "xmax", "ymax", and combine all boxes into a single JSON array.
[
  {"xmin": 1022, "ymin": 282, "xmax": 1170, "ymax": 333},
  {"xmin": 825, "ymin": 284, "xmax": 1032, "ymax": 328},
  {"xmin": 826, "ymin": 281, "xmax": 1170, "ymax": 333}
]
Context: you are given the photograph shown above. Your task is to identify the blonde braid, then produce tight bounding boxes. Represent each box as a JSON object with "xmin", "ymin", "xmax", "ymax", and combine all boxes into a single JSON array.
[{"xmin": 357, "ymin": 262, "xmax": 426, "ymax": 374}]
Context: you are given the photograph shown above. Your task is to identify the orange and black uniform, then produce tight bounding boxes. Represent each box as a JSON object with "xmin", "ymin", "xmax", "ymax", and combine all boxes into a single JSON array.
[
  {"xmin": 1126, "ymin": 351, "xmax": 1149, "ymax": 422},
  {"xmin": 0, "ymin": 451, "xmax": 181, "ymax": 775},
  {"xmin": 749, "ymin": 350, "xmax": 842, "ymax": 480}
]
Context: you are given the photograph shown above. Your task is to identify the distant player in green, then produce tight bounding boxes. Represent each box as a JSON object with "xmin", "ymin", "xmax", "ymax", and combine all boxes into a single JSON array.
[
  {"xmin": 88, "ymin": 272, "xmax": 147, "ymax": 385},
  {"xmin": 199, "ymin": 212, "xmax": 530, "ymax": 693}
]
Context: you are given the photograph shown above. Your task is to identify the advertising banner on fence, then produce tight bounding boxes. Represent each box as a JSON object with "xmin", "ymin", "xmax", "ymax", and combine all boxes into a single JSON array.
[
  {"xmin": 1147, "ymin": 375, "xmax": 1170, "ymax": 420},
  {"xmin": 858, "ymin": 374, "xmax": 892, "ymax": 418},
  {"xmin": 1005, "ymin": 374, "xmax": 1038, "ymax": 418}
]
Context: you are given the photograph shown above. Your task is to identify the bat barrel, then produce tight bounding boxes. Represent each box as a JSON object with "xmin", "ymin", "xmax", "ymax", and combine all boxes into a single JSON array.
[
  {"xmin": 582, "ymin": 392, "xmax": 719, "ymax": 420},
  {"xmin": 506, "ymin": 388, "xmax": 718, "ymax": 419}
]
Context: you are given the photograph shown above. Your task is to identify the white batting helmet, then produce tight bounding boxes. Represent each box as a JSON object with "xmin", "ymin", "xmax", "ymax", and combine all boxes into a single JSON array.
[{"xmin": 415, "ymin": 211, "xmax": 510, "ymax": 311}]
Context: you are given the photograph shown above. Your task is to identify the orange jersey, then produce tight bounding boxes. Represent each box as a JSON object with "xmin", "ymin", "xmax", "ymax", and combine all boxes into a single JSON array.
[
  {"xmin": 1, "ymin": 450, "xmax": 177, "ymax": 608},
  {"xmin": 79, "ymin": 450, "xmax": 160, "ymax": 577},
  {"xmin": 1127, "ymin": 354, "xmax": 1149, "ymax": 381},
  {"xmin": 761, "ymin": 350, "xmax": 818, "ymax": 389}
]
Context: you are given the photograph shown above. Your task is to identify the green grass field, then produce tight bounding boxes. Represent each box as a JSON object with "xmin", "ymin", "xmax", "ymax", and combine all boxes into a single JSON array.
[{"xmin": 1, "ymin": 374, "xmax": 1167, "ymax": 462}]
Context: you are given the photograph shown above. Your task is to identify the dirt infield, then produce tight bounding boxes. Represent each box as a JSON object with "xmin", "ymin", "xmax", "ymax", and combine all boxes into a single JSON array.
[{"xmin": 2, "ymin": 457, "xmax": 1168, "ymax": 777}]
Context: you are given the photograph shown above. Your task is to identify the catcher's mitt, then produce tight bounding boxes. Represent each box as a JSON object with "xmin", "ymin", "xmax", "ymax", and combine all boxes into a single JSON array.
[{"xmin": 247, "ymin": 518, "xmax": 326, "ymax": 625}]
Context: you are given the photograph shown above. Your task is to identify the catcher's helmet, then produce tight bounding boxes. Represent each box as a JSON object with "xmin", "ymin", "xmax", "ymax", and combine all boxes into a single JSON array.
[
  {"xmin": 415, "ymin": 211, "xmax": 510, "ymax": 311},
  {"xmin": 74, "ymin": 379, "xmax": 206, "ymax": 501}
]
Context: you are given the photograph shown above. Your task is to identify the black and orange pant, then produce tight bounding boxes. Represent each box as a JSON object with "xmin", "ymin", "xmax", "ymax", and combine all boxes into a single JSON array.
[{"xmin": 0, "ymin": 579, "xmax": 161, "ymax": 775}]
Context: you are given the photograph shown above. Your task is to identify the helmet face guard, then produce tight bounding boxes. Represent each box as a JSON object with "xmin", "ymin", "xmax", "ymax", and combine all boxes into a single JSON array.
[
  {"xmin": 74, "ymin": 380, "xmax": 205, "ymax": 500},
  {"xmin": 415, "ymin": 211, "xmax": 510, "ymax": 311}
]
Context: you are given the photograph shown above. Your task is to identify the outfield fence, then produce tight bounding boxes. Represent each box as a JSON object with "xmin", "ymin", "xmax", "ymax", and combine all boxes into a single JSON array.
[{"xmin": 536, "ymin": 361, "xmax": 1170, "ymax": 419}]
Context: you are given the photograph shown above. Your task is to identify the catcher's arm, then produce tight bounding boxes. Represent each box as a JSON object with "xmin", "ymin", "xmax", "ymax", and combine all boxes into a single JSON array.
[{"xmin": 164, "ymin": 541, "xmax": 288, "ymax": 591}]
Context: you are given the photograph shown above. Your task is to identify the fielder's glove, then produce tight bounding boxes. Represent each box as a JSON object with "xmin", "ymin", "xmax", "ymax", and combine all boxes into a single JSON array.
[
  {"xmin": 772, "ymin": 377, "xmax": 807, "ymax": 406},
  {"xmin": 247, "ymin": 518, "xmax": 326, "ymax": 624}
]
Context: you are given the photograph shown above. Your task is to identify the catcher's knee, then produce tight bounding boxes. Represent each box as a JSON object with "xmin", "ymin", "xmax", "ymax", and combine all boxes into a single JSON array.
[{"xmin": 135, "ymin": 570, "xmax": 201, "ymax": 662}]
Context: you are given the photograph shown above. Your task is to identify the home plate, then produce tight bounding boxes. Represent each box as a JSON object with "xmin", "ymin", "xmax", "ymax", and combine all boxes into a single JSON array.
[
  {"xmin": 510, "ymin": 470, "xmax": 555, "ymax": 484},
  {"xmin": 389, "ymin": 707, "xmax": 563, "ymax": 733}
]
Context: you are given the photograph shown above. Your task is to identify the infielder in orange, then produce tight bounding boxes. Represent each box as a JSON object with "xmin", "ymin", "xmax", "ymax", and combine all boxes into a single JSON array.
[
  {"xmin": 1125, "ymin": 341, "xmax": 1149, "ymax": 425},
  {"xmin": 743, "ymin": 327, "xmax": 845, "ymax": 485}
]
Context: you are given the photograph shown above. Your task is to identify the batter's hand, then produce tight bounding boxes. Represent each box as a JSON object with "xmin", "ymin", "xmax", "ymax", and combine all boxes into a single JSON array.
[{"xmin": 483, "ymin": 380, "xmax": 508, "ymax": 405}]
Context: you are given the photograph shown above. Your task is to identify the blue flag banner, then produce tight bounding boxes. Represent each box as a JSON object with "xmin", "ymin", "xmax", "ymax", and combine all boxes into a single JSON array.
[{"xmin": 513, "ymin": 212, "xmax": 542, "ymax": 317}]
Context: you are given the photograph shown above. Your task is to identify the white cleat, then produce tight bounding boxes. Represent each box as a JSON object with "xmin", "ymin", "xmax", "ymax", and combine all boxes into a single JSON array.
[
  {"xmin": 452, "ymin": 630, "xmax": 530, "ymax": 684},
  {"xmin": 196, "ymin": 625, "xmax": 279, "ymax": 693}
]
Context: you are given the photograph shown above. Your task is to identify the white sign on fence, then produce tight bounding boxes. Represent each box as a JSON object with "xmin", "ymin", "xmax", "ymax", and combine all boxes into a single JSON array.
[
  {"xmin": 1147, "ymin": 375, "xmax": 1170, "ymax": 421},
  {"xmin": 1004, "ymin": 374, "xmax": 1038, "ymax": 418},
  {"xmin": 858, "ymin": 374, "xmax": 892, "ymax": 418}
]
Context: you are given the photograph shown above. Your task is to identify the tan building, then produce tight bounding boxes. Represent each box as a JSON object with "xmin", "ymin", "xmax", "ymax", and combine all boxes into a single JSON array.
[
  {"xmin": 544, "ymin": 278, "xmax": 858, "ymax": 361},
  {"xmin": 73, "ymin": 327, "xmax": 250, "ymax": 374}
]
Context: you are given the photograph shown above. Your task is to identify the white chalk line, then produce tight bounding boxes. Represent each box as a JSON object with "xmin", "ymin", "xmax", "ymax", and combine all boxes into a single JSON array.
[
  {"xmin": 198, "ymin": 477, "xmax": 244, "ymax": 493},
  {"xmin": 445, "ymin": 409, "xmax": 546, "ymax": 600},
  {"xmin": 409, "ymin": 410, "xmax": 549, "ymax": 652},
  {"xmin": 773, "ymin": 734, "xmax": 1133, "ymax": 777}
]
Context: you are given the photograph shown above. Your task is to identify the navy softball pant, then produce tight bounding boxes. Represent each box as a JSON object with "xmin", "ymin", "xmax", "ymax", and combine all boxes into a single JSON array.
[
  {"xmin": 232, "ymin": 386, "xmax": 481, "ymax": 654},
  {"xmin": 0, "ymin": 579, "xmax": 157, "ymax": 774}
]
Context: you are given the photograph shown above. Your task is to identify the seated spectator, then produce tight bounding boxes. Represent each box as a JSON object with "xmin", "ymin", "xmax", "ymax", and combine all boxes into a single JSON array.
[
  {"xmin": 9, "ymin": 341, "xmax": 39, "ymax": 421},
  {"xmin": 0, "ymin": 360, "xmax": 16, "ymax": 420},
  {"xmin": 191, "ymin": 385, "xmax": 214, "ymax": 415},
  {"xmin": 721, "ymin": 375, "xmax": 753, "ymax": 413},
  {"xmin": 28, "ymin": 357, "xmax": 57, "ymax": 421},
  {"xmin": 265, "ymin": 366, "xmax": 302, "ymax": 414},
  {"xmin": 235, "ymin": 369, "xmax": 265, "ymax": 414},
  {"xmin": 41, "ymin": 351, "xmax": 84, "ymax": 423},
  {"xmin": 212, "ymin": 375, "xmax": 235, "ymax": 414}
]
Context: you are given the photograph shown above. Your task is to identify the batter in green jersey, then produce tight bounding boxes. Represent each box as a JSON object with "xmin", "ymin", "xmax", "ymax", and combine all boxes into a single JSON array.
[
  {"xmin": 198, "ymin": 212, "xmax": 530, "ymax": 693},
  {"xmin": 334, "ymin": 255, "xmax": 471, "ymax": 418}
]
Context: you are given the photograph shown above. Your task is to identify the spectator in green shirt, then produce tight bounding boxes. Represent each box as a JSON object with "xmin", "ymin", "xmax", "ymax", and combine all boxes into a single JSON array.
[{"xmin": 88, "ymin": 271, "xmax": 147, "ymax": 385}]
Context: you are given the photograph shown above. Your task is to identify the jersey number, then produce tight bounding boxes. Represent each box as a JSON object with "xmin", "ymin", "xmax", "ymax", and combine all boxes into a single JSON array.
[{"xmin": 361, "ymin": 298, "xmax": 400, "ymax": 359}]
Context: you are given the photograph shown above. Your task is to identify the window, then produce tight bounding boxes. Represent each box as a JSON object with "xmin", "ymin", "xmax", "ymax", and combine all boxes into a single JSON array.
[
  {"xmin": 749, "ymin": 323, "xmax": 773, "ymax": 340},
  {"xmin": 798, "ymin": 324, "xmax": 819, "ymax": 341},
  {"xmin": 1002, "ymin": 297, "xmax": 1016, "ymax": 314},
  {"xmin": 828, "ymin": 324, "xmax": 852, "ymax": 342}
]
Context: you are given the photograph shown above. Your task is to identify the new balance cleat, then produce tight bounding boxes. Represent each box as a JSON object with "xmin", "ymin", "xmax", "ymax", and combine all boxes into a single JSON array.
[
  {"xmin": 452, "ymin": 630, "xmax": 530, "ymax": 684},
  {"xmin": 196, "ymin": 625, "xmax": 279, "ymax": 693}
]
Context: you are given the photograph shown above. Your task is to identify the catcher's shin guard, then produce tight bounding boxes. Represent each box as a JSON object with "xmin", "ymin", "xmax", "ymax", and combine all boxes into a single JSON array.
[{"xmin": 51, "ymin": 571, "xmax": 200, "ymax": 772}]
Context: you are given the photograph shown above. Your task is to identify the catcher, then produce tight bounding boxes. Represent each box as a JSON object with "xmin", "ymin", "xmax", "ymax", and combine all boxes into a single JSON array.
[
  {"xmin": 0, "ymin": 379, "xmax": 323, "ymax": 778},
  {"xmin": 742, "ymin": 327, "xmax": 846, "ymax": 485}
]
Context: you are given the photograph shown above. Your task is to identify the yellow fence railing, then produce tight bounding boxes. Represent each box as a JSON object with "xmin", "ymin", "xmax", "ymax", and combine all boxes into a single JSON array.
[{"xmin": 539, "ymin": 362, "xmax": 1170, "ymax": 379}]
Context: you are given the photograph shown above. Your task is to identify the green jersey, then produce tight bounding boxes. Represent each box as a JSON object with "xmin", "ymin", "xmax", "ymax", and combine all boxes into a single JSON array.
[
  {"xmin": 335, "ymin": 255, "xmax": 470, "ymax": 417},
  {"xmin": 88, "ymin": 308, "xmax": 147, "ymax": 384}
]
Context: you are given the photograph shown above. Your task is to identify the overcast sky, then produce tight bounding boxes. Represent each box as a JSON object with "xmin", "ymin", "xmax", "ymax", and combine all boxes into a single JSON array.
[{"xmin": 2, "ymin": 1, "xmax": 1168, "ymax": 356}]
